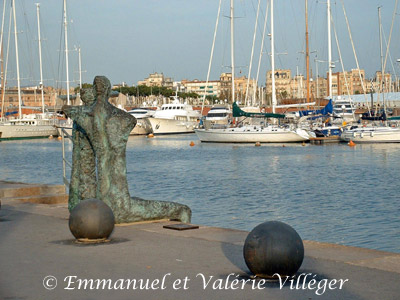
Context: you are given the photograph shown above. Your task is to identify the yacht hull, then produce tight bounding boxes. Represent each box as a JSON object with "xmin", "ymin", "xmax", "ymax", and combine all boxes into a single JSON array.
[
  {"xmin": 130, "ymin": 118, "xmax": 152, "ymax": 135},
  {"xmin": 195, "ymin": 127, "xmax": 310, "ymax": 143},
  {"xmin": 0, "ymin": 124, "xmax": 58, "ymax": 140},
  {"xmin": 148, "ymin": 118, "xmax": 198, "ymax": 135},
  {"xmin": 341, "ymin": 127, "xmax": 400, "ymax": 143}
]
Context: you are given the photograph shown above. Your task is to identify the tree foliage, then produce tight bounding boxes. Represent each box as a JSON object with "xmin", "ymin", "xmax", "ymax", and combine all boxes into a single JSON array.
[
  {"xmin": 74, "ymin": 83, "xmax": 93, "ymax": 93},
  {"xmin": 111, "ymin": 85, "xmax": 199, "ymax": 99}
]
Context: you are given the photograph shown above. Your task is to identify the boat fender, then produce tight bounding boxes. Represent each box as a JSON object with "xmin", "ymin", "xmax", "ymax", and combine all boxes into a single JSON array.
[
  {"xmin": 353, "ymin": 132, "xmax": 356, "ymax": 138},
  {"xmin": 370, "ymin": 131, "xmax": 374, "ymax": 137},
  {"xmin": 360, "ymin": 132, "xmax": 364, "ymax": 138}
]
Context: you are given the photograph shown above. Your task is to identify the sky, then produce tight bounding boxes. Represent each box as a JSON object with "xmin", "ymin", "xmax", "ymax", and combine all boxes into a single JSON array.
[{"xmin": 3, "ymin": 0, "xmax": 400, "ymax": 89}]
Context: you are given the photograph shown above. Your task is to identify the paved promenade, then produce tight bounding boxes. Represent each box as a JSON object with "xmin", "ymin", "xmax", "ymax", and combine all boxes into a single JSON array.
[{"xmin": 0, "ymin": 182, "xmax": 399, "ymax": 299}]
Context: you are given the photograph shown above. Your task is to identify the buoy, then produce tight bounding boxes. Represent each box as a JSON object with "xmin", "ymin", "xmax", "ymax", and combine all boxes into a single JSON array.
[
  {"xmin": 348, "ymin": 140, "xmax": 356, "ymax": 147},
  {"xmin": 57, "ymin": 136, "xmax": 62, "ymax": 140},
  {"xmin": 282, "ymin": 145, "xmax": 286, "ymax": 147},
  {"xmin": 190, "ymin": 141, "xmax": 195, "ymax": 147},
  {"xmin": 255, "ymin": 142, "xmax": 261, "ymax": 147},
  {"xmin": 302, "ymin": 142, "xmax": 306, "ymax": 146},
  {"xmin": 147, "ymin": 133, "xmax": 154, "ymax": 138},
  {"xmin": 48, "ymin": 135, "xmax": 54, "ymax": 139}
]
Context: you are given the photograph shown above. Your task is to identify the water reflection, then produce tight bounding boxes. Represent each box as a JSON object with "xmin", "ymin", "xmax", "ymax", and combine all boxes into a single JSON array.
[{"xmin": 1, "ymin": 135, "xmax": 399, "ymax": 253}]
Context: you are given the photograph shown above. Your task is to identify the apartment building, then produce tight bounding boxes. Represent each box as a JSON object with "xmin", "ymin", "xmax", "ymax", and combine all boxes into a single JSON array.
[
  {"xmin": 374, "ymin": 71, "xmax": 393, "ymax": 93},
  {"xmin": 266, "ymin": 69, "xmax": 292, "ymax": 99},
  {"xmin": 218, "ymin": 73, "xmax": 256, "ymax": 103},
  {"xmin": 138, "ymin": 72, "xmax": 167, "ymax": 87},
  {"xmin": 181, "ymin": 79, "xmax": 221, "ymax": 98},
  {"xmin": 329, "ymin": 69, "xmax": 366, "ymax": 96},
  {"xmin": 3, "ymin": 86, "xmax": 58, "ymax": 108}
]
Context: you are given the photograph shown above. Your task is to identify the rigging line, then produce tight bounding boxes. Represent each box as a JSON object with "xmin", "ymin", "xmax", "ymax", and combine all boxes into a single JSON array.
[
  {"xmin": 289, "ymin": 0, "xmax": 302, "ymax": 59},
  {"xmin": 220, "ymin": 1, "xmax": 230, "ymax": 74},
  {"xmin": 382, "ymin": 29, "xmax": 397, "ymax": 92},
  {"xmin": 1, "ymin": 4, "xmax": 12, "ymax": 119},
  {"xmin": 309, "ymin": 0, "xmax": 319, "ymax": 76},
  {"xmin": 331, "ymin": 17, "xmax": 351, "ymax": 98},
  {"xmin": 20, "ymin": 0, "xmax": 34, "ymax": 84},
  {"xmin": 56, "ymin": 0, "xmax": 65, "ymax": 93},
  {"xmin": 39, "ymin": 11, "xmax": 56, "ymax": 87},
  {"xmin": 253, "ymin": 0, "xmax": 265, "ymax": 38},
  {"xmin": 340, "ymin": 0, "xmax": 370, "ymax": 114},
  {"xmin": 0, "ymin": 0, "xmax": 6, "ymax": 65},
  {"xmin": 273, "ymin": 3, "xmax": 285, "ymax": 69},
  {"xmin": 254, "ymin": 0, "xmax": 269, "ymax": 104},
  {"xmin": 382, "ymin": 0, "xmax": 398, "ymax": 94},
  {"xmin": 245, "ymin": 0, "xmax": 261, "ymax": 106},
  {"xmin": 200, "ymin": 0, "xmax": 222, "ymax": 115}
]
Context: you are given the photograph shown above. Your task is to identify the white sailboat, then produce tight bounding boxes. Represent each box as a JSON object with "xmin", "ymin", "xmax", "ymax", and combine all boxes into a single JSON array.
[
  {"xmin": 0, "ymin": 1, "xmax": 57, "ymax": 140},
  {"xmin": 341, "ymin": 5, "xmax": 400, "ymax": 143},
  {"xmin": 195, "ymin": 0, "xmax": 310, "ymax": 143}
]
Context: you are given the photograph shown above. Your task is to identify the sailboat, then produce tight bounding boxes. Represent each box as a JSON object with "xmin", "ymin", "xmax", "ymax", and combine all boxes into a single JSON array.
[
  {"xmin": 0, "ymin": 1, "xmax": 57, "ymax": 140},
  {"xmin": 195, "ymin": 0, "xmax": 310, "ymax": 143},
  {"xmin": 341, "ymin": 5, "xmax": 400, "ymax": 143}
]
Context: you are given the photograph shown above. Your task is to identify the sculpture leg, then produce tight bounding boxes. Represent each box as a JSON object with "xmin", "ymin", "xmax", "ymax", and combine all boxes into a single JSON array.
[{"xmin": 112, "ymin": 197, "xmax": 192, "ymax": 224}]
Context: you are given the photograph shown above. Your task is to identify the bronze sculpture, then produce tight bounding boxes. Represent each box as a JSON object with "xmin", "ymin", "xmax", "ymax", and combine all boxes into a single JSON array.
[{"xmin": 63, "ymin": 76, "xmax": 191, "ymax": 223}]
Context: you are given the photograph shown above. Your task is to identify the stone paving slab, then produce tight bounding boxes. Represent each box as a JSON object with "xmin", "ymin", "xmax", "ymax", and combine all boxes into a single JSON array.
[
  {"xmin": 0, "ymin": 180, "xmax": 68, "ymax": 209},
  {"xmin": 0, "ymin": 199, "xmax": 399, "ymax": 300}
]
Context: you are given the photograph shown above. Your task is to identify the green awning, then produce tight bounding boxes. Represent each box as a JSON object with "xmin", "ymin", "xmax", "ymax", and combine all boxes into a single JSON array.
[
  {"xmin": 232, "ymin": 102, "xmax": 285, "ymax": 118},
  {"xmin": 388, "ymin": 116, "xmax": 400, "ymax": 120}
]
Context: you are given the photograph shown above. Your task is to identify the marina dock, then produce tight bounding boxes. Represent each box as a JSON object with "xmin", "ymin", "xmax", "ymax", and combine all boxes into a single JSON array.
[
  {"xmin": 0, "ymin": 181, "xmax": 399, "ymax": 299},
  {"xmin": 309, "ymin": 136, "xmax": 341, "ymax": 144}
]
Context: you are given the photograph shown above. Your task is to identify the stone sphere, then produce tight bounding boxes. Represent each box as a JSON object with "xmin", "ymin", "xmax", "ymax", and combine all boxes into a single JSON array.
[
  {"xmin": 243, "ymin": 221, "xmax": 304, "ymax": 278},
  {"xmin": 69, "ymin": 198, "xmax": 115, "ymax": 240}
]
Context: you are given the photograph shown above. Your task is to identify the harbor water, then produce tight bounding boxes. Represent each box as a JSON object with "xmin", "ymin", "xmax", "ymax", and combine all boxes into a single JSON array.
[{"xmin": 0, "ymin": 134, "xmax": 399, "ymax": 253}]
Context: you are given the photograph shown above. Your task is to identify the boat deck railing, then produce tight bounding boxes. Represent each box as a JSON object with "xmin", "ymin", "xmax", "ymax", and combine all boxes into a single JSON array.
[{"xmin": 61, "ymin": 127, "xmax": 72, "ymax": 190}]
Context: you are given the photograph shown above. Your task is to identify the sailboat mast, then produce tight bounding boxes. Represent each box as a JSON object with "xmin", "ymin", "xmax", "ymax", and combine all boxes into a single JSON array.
[
  {"xmin": 12, "ymin": 0, "xmax": 22, "ymax": 119},
  {"xmin": 271, "ymin": 0, "xmax": 276, "ymax": 113},
  {"xmin": 63, "ymin": 0, "xmax": 70, "ymax": 105},
  {"xmin": 245, "ymin": 0, "xmax": 261, "ymax": 107},
  {"xmin": 378, "ymin": 7, "xmax": 385, "ymax": 99},
  {"xmin": 78, "ymin": 46, "xmax": 82, "ymax": 89},
  {"xmin": 305, "ymin": 0, "xmax": 310, "ymax": 105},
  {"xmin": 327, "ymin": 0, "xmax": 332, "ymax": 98},
  {"xmin": 78, "ymin": 45, "xmax": 82, "ymax": 105},
  {"xmin": 0, "ymin": 0, "xmax": 6, "ymax": 121},
  {"xmin": 201, "ymin": 0, "xmax": 222, "ymax": 115},
  {"xmin": 230, "ymin": 0, "xmax": 235, "ymax": 103},
  {"xmin": 1, "ymin": 5, "xmax": 11, "ymax": 123},
  {"xmin": 36, "ymin": 3, "xmax": 45, "ymax": 113}
]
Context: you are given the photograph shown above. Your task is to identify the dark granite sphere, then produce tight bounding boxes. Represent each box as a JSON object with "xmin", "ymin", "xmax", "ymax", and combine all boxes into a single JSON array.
[
  {"xmin": 243, "ymin": 221, "xmax": 304, "ymax": 278},
  {"xmin": 69, "ymin": 198, "xmax": 115, "ymax": 240}
]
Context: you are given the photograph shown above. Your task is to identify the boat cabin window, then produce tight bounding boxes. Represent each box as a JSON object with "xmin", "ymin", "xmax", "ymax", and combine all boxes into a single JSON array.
[{"xmin": 207, "ymin": 113, "xmax": 227, "ymax": 118}]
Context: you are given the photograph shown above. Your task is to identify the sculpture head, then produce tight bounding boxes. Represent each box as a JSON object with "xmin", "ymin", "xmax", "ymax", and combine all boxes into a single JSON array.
[
  {"xmin": 80, "ymin": 88, "xmax": 95, "ymax": 106},
  {"xmin": 93, "ymin": 76, "xmax": 111, "ymax": 100}
]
